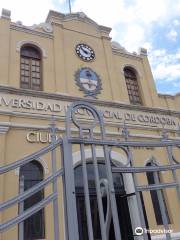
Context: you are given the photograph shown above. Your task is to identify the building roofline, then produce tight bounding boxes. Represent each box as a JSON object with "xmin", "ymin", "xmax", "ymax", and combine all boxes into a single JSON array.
[
  {"xmin": 158, "ymin": 93, "xmax": 180, "ymax": 99},
  {"xmin": 46, "ymin": 10, "xmax": 112, "ymax": 35}
]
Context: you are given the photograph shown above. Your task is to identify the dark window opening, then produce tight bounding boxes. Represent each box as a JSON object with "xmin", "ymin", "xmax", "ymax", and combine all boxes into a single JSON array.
[
  {"xmin": 146, "ymin": 162, "xmax": 171, "ymax": 225},
  {"xmin": 75, "ymin": 163, "xmax": 134, "ymax": 240},
  {"xmin": 19, "ymin": 160, "xmax": 45, "ymax": 239},
  {"xmin": 140, "ymin": 192, "xmax": 151, "ymax": 240}
]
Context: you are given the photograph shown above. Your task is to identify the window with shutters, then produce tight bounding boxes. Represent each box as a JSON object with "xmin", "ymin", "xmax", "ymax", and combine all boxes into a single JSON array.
[
  {"xmin": 20, "ymin": 45, "xmax": 42, "ymax": 90},
  {"xmin": 124, "ymin": 67, "xmax": 142, "ymax": 105}
]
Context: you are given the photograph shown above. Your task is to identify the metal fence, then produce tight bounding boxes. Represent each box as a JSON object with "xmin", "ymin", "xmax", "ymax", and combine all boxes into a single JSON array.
[{"xmin": 0, "ymin": 101, "xmax": 180, "ymax": 240}]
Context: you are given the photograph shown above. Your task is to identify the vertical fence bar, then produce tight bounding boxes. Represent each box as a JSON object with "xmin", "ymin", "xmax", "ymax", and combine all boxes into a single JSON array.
[
  {"xmin": 60, "ymin": 144, "xmax": 68, "ymax": 240},
  {"xmin": 62, "ymin": 137, "xmax": 79, "ymax": 240},
  {"xmin": 166, "ymin": 146, "xmax": 180, "ymax": 200},
  {"xmin": 98, "ymin": 108, "xmax": 121, "ymax": 240},
  {"xmin": 153, "ymin": 172, "xmax": 171, "ymax": 240},
  {"xmin": 19, "ymin": 175, "xmax": 24, "ymax": 240},
  {"xmin": 91, "ymin": 141, "xmax": 107, "ymax": 240},
  {"xmin": 80, "ymin": 132, "xmax": 94, "ymax": 240},
  {"xmin": 103, "ymin": 145, "xmax": 121, "ymax": 240},
  {"xmin": 128, "ymin": 147, "xmax": 149, "ymax": 240},
  {"xmin": 50, "ymin": 120, "xmax": 60, "ymax": 240},
  {"xmin": 64, "ymin": 103, "xmax": 80, "ymax": 240}
]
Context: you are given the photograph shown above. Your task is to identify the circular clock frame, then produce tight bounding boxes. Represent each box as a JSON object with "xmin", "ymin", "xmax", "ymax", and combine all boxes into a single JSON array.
[{"xmin": 75, "ymin": 43, "xmax": 95, "ymax": 61}]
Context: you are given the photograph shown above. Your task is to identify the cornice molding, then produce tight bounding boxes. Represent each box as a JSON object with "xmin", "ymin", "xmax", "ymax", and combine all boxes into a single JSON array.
[
  {"xmin": 101, "ymin": 35, "xmax": 112, "ymax": 40},
  {"xmin": 10, "ymin": 24, "xmax": 54, "ymax": 39},
  {"xmin": 158, "ymin": 93, "xmax": 180, "ymax": 99},
  {"xmin": 0, "ymin": 86, "xmax": 179, "ymax": 117},
  {"xmin": 98, "ymin": 25, "xmax": 112, "ymax": 34},
  {"xmin": 112, "ymin": 49, "xmax": 142, "ymax": 60},
  {"xmin": 51, "ymin": 21, "xmax": 63, "ymax": 28},
  {"xmin": 0, "ymin": 126, "xmax": 9, "ymax": 134}
]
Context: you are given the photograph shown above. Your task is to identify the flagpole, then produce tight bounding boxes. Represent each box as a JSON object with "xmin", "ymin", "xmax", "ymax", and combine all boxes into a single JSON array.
[{"xmin": 68, "ymin": 0, "xmax": 72, "ymax": 13}]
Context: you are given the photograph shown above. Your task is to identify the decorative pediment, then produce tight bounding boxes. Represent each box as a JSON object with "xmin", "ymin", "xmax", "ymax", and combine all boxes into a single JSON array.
[{"xmin": 46, "ymin": 10, "xmax": 111, "ymax": 35}]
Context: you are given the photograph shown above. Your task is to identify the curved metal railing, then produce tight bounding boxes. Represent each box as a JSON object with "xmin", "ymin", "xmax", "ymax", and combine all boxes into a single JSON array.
[
  {"xmin": 0, "ymin": 127, "xmax": 63, "ymax": 240},
  {"xmin": 0, "ymin": 101, "xmax": 180, "ymax": 240},
  {"xmin": 0, "ymin": 138, "xmax": 62, "ymax": 174}
]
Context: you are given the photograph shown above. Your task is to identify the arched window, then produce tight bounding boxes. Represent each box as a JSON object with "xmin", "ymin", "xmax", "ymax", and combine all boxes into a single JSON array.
[
  {"xmin": 74, "ymin": 163, "xmax": 133, "ymax": 240},
  {"xmin": 124, "ymin": 67, "xmax": 142, "ymax": 105},
  {"xmin": 20, "ymin": 45, "xmax": 42, "ymax": 90},
  {"xmin": 20, "ymin": 161, "xmax": 45, "ymax": 239},
  {"xmin": 146, "ymin": 162, "xmax": 171, "ymax": 225}
]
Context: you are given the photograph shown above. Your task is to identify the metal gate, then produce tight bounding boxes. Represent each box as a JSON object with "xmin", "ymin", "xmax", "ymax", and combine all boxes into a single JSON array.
[{"xmin": 0, "ymin": 101, "xmax": 180, "ymax": 240}]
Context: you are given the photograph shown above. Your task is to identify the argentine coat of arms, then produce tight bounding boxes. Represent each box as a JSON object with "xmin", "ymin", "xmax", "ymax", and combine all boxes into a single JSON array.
[{"xmin": 75, "ymin": 67, "xmax": 102, "ymax": 97}]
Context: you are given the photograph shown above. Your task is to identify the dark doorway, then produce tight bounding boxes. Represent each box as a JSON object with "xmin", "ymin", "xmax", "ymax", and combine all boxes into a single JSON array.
[{"xmin": 74, "ymin": 163, "xmax": 134, "ymax": 240}]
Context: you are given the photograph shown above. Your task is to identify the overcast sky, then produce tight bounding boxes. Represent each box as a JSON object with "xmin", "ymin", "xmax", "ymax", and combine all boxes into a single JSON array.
[{"xmin": 0, "ymin": 0, "xmax": 180, "ymax": 95}]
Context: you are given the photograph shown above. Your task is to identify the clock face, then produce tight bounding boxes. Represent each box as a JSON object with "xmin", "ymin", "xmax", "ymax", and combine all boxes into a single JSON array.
[{"xmin": 75, "ymin": 43, "xmax": 95, "ymax": 61}]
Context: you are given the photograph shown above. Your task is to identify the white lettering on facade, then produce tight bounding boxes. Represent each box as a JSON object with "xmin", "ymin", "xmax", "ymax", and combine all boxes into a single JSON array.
[
  {"xmin": 0, "ymin": 95, "xmax": 178, "ymax": 128},
  {"xmin": 26, "ymin": 132, "xmax": 58, "ymax": 143}
]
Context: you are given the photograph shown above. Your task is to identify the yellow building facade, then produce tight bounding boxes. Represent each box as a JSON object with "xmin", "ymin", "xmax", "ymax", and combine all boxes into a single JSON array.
[{"xmin": 0, "ymin": 8, "xmax": 180, "ymax": 240}]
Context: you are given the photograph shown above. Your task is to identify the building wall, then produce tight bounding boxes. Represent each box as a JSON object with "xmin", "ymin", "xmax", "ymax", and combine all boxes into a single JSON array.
[
  {"xmin": 0, "ymin": 9, "xmax": 180, "ymax": 240},
  {"xmin": 0, "ymin": 10, "xmax": 179, "ymax": 109}
]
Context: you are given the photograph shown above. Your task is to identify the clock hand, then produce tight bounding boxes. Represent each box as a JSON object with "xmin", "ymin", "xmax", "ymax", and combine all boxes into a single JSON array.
[
  {"xmin": 81, "ymin": 46, "xmax": 90, "ymax": 55},
  {"xmin": 83, "ymin": 49, "xmax": 88, "ymax": 54}
]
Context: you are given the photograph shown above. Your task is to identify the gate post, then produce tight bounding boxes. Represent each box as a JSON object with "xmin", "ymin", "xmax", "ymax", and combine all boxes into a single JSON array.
[
  {"xmin": 50, "ymin": 118, "xmax": 60, "ymax": 240},
  {"xmin": 19, "ymin": 175, "xmax": 24, "ymax": 240},
  {"xmin": 128, "ymin": 147, "xmax": 150, "ymax": 240},
  {"xmin": 62, "ymin": 137, "xmax": 79, "ymax": 240}
]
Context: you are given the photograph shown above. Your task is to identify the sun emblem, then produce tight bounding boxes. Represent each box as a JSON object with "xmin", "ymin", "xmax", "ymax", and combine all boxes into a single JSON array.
[{"xmin": 75, "ymin": 68, "xmax": 102, "ymax": 97}]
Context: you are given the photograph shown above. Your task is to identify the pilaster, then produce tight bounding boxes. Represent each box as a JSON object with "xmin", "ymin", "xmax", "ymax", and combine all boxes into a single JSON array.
[
  {"xmin": 101, "ymin": 37, "xmax": 120, "ymax": 101},
  {"xmin": 52, "ymin": 22, "xmax": 67, "ymax": 93},
  {"xmin": 0, "ymin": 9, "xmax": 11, "ymax": 86},
  {"xmin": 0, "ymin": 126, "xmax": 9, "ymax": 228},
  {"xmin": 139, "ymin": 48, "xmax": 160, "ymax": 108}
]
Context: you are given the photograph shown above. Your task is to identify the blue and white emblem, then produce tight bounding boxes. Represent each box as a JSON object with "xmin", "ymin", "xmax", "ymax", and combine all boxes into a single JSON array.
[{"xmin": 75, "ymin": 68, "xmax": 102, "ymax": 97}]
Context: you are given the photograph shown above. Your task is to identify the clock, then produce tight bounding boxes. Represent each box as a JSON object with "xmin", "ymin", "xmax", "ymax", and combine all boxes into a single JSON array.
[{"xmin": 75, "ymin": 43, "xmax": 95, "ymax": 61}]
